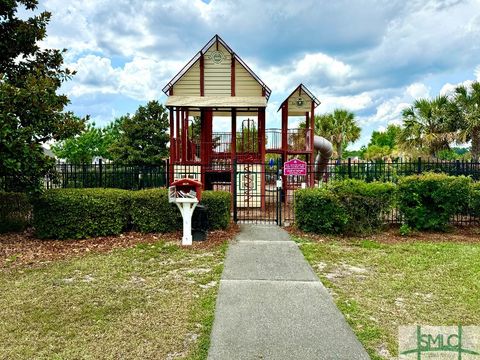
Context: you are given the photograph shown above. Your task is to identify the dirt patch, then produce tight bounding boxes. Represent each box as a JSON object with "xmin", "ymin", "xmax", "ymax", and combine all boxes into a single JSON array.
[
  {"xmin": 0, "ymin": 223, "xmax": 239, "ymax": 268},
  {"xmin": 286, "ymin": 225, "xmax": 480, "ymax": 244},
  {"xmin": 324, "ymin": 263, "xmax": 371, "ymax": 282}
]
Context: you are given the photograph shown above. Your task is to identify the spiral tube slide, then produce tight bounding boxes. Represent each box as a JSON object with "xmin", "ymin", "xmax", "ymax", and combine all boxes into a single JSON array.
[{"xmin": 313, "ymin": 135, "xmax": 333, "ymax": 175}]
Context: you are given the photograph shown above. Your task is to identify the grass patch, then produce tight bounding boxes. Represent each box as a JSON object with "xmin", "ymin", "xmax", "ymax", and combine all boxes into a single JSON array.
[
  {"xmin": 0, "ymin": 239, "xmax": 227, "ymax": 359},
  {"xmin": 298, "ymin": 236, "xmax": 480, "ymax": 360}
]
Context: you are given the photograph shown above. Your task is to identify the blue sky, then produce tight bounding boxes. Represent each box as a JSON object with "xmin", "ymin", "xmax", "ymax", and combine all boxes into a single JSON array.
[{"xmin": 36, "ymin": 0, "xmax": 480, "ymax": 149}]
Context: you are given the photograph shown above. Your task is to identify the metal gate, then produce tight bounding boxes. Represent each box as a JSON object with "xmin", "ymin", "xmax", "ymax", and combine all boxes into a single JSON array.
[{"xmin": 233, "ymin": 160, "xmax": 285, "ymax": 225}]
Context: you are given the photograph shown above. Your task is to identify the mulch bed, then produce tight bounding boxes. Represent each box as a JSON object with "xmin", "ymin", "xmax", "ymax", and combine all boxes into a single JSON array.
[
  {"xmin": 286, "ymin": 225, "xmax": 480, "ymax": 244},
  {"xmin": 0, "ymin": 224, "xmax": 239, "ymax": 269}
]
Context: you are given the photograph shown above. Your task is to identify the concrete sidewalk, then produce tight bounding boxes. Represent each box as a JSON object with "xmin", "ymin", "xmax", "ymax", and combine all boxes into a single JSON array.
[{"xmin": 207, "ymin": 224, "xmax": 370, "ymax": 360}]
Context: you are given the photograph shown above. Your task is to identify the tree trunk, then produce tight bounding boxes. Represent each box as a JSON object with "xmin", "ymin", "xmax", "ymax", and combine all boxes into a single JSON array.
[
  {"xmin": 472, "ymin": 127, "xmax": 480, "ymax": 162},
  {"xmin": 336, "ymin": 142, "xmax": 343, "ymax": 160}
]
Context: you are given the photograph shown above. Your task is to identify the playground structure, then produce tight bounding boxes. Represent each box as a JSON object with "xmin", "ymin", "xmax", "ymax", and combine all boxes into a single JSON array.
[{"xmin": 163, "ymin": 35, "xmax": 332, "ymax": 212}]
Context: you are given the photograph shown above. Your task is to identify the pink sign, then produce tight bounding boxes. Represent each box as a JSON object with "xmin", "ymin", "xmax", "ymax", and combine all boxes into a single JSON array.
[{"xmin": 284, "ymin": 159, "xmax": 307, "ymax": 176}]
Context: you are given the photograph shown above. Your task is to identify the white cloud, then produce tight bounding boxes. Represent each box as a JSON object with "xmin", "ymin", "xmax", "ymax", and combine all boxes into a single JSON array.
[
  {"xmin": 318, "ymin": 93, "xmax": 373, "ymax": 113},
  {"xmin": 440, "ymin": 79, "xmax": 475, "ymax": 96},
  {"xmin": 261, "ymin": 52, "xmax": 353, "ymax": 93},
  {"xmin": 359, "ymin": 82, "xmax": 431, "ymax": 126},
  {"xmin": 64, "ymin": 55, "xmax": 183, "ymax": 101},
  {"xmin": 406, "ymin": 82, "xmax": 430, "ymax": 99}
]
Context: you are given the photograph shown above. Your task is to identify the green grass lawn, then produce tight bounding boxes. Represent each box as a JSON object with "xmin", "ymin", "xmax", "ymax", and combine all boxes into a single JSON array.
[
  {"xmin": 0, "ymin": 239, "xmax": 227, "ymax": 360},
  {"xmin": 296, "ymin": 235, "xmax": 480, "ymax": 360}
]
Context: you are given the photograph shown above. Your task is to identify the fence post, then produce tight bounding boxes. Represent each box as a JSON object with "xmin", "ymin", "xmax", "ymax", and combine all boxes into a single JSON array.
[
  {"xmin": 417, "ymin": 157, "xmax": 422, "ymax": 174},
  {"xmin": 456, "ymin": 159, "xmax": 461, "ymax": 176},
  {"xmin": 98, "ymin": 158, "xmax": 103, "ymax": 188},
  {"xmin": 233, "ymin": 158, "xmax": 238, "ymax": 223},
  {"xmin": 348, "ymin": 158, "xmax": 352, "ymax": 179}
]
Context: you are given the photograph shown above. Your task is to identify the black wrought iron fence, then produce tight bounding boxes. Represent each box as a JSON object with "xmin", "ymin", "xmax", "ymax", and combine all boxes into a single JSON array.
[
  {"xmin": 325, "ymin": 157, "xmax": 480, "ymax": 183},
  {"xmin": 2, "ymin": 158, "xmax": 480, "ymax": 227},
  {"xmin": 37, "ymin": 160, "xmax": 168, "ymax": 190}
]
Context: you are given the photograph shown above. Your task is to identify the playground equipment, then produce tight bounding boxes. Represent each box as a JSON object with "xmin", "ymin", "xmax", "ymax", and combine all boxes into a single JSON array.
[
  {"xmin": 163, "ymin": 35, "xmax": 332, "ymax": 217},
  {"xmin": 314, "ymin": 135, "xmax": 334, "ymax": 176},
  {"xmin": 169, "ymin": 178, "xmax": 202, "ymax": 246}
]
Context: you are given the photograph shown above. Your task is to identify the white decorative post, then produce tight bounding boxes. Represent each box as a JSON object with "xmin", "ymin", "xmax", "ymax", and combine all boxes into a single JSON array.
[{"xmin": 175, "ymin": 198, "xmax": 198, "ymax": 246}]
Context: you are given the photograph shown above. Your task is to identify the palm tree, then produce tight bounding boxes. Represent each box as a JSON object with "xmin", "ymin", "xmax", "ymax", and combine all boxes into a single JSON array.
[
  {"xmin": 453, "ymin": 81, "xmax": 480, "ymax": 161},
  {"xmin": 399, "ymin": 96, "xmax": 458, "ymax": 157},
  {"xmin": 315, "ymin": 109, "xmax": 360, "ymax": 160}
]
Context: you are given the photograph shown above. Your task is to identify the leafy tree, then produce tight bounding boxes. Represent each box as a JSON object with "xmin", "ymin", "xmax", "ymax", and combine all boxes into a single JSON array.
[
  {"xmin": 362, "ymin": 124, "xmax": 402, "ymax": 160},
  {"xmin": 363, "ymin": 144, "xmax": 392, "ymax": 160},
  {"xmin": 189, "ymin": 116, "xmax": 201, "ymax": 142},
  {"xmin": 52, "ymin": 122, "xmax": 120, "ymax": 164},
  {"xmin": 453, "ymin": 81, "xmax": 480, "ymax": 161},
  {"xmin": 436, "ymin": 148, "xmax": 471, "ymax": 161},
  {"xmin": 236, "ymin": 121, "xmax": 258, "ymax": 153},
  {"xmin": 399, "ymin": 96, "xmax": 458, "ymax": 157},
  {"xmin": 0, "ymin": 0, "xmax": 85, "ymax": 192},
  {"xmin": 369, "ymin": 124, "xmax": 401, "ymax": 148},
  {"xmin": 315, "ymin": 109, "xmax": 361, "ymax": 160},
  {"xmin": 109, "ymin": 101, "xmax": 169, "ymax": 166},
  {"xmin": 343, "ymin": 147, "xmax": 366, "ymax": 159}
]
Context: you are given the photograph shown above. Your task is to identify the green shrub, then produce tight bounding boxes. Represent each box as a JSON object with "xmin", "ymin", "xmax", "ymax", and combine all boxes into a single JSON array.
[
  {"xmin": 130, "ymin": 188, "xmax": 182, "ymax": 233},
  {"xmin": 200, "ymin": 191, "xmax": 231, "ymax": 230},
  {"xmin": 397, "ymin": 173, "xmax": 471, "ymax": 231},
  {"xmin": 130, "ymin": 189, "xmax": 231, "ymax": 233},
  {"xmin": 331, "ymin": 179, "xmax": 396, "ymax": 234},
  {"xmin": 33, "ymin": 188, "xmax": 130, "ymax": 239},
  {"xmin": 295, "ymin": 180, "xmax": 395, "ymax": 235},
  {"xmin": 0, "ymin": 192, "xmax": 31, "ymax": 233},
  {"xmin": 295, "ymin": 187, "xmax": 349, "ymax": 234},
  {"xmin": 468, "ymin": 182, "xmax": 480, "ymax": 217}
]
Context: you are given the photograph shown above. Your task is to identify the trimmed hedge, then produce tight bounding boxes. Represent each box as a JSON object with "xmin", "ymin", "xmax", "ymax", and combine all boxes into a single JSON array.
[
  {"xmin": 397, "ymin": 173, "xmax": 471, "ymax": 231},
  {"xmin": 295, "ymin": 179, "xmax": 396, "ymax": 235},
  {"xmin": 470, "ymin": 182, "xmax": 480, "ymax": 217},
  {"xmin": 200, "ymin": 191, "xmax": 231, "ymax": 230},
  {"xmin": 130, "ymin": 189, "xmax": 231, "ymax": 233},
  {"xmin": 32, "ymin": 187, "xmax": 232, "ymax": 239},
  {"xmin": 295, "ymin": 187, "xmax": 348, "ymax": 234},
  {"xmin": 33, "ymin": 188, "xmax": 130, "ymax": 239},
  {"xmin": 130, "ymin": 188, "xmax": 182, "ymax": 233},
  {"xmin": 0, "ymin": 192, "xmax": 31, "ymax": 233},
  {"xmin": 330, "ymin": 180, "xmax": 396, "ymax": 234}
]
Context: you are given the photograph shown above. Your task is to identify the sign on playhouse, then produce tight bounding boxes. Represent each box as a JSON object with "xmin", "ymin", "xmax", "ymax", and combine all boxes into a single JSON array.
[{"xmin": 284, "ymin": 159, "xmax": 307, "ymax": 176}]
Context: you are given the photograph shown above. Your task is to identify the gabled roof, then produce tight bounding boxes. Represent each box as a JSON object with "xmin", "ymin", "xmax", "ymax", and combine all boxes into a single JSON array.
[
  {"xmin": 162, "ymin": 34, "xmax": 271, "ymax": 100},
  {"xmin": 277, "ymin": 84, "xmax": 321, "ymax": 112}
]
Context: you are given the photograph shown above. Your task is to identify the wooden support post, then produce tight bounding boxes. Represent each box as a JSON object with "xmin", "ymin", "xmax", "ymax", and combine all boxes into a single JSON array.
[
  {"xmin": 310, "ymin": 101, "xmax": 315, "ymax": 186},
  {"xmin": 258, "ymin": 108, "xmax": 266, "ymax": 163},
  {"xmin": 186, "ymin": 110, "xmax": 190, "ymax": 161},
  {"xmin": 176, "ymin": 108, "xmax": 180, "ymax": 162},
  {"xmin": 200, "ymin": 109, "xmax": 206, "ymax": 186},
  {"xmin": 282, "ymin": 102, "xmax": 288, "ymax": 161},
  {"xmin": 169, "ymin": 107, "xmax": 175, "ymax": 183},
  {"xmin": 231, "ymin": 108, "xmax": 237, "ymax": 201},
  {"xmin": 204, "ymin": 108, "xmax": 213, "ymax": 167},
  {"xmin": 231, "ymin": 108, "xmax": 237, "ymax": 162},
  {"xmin": 259, "ymin": 107, "xmax": 266, "ymax": 210},
  {"xmin": 182, "ymin": 109, "xmax": 188, "ymax": 163},
  {"xmin": 281, "ymin": 103, "xmax": 289, "ymax": 198}
]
